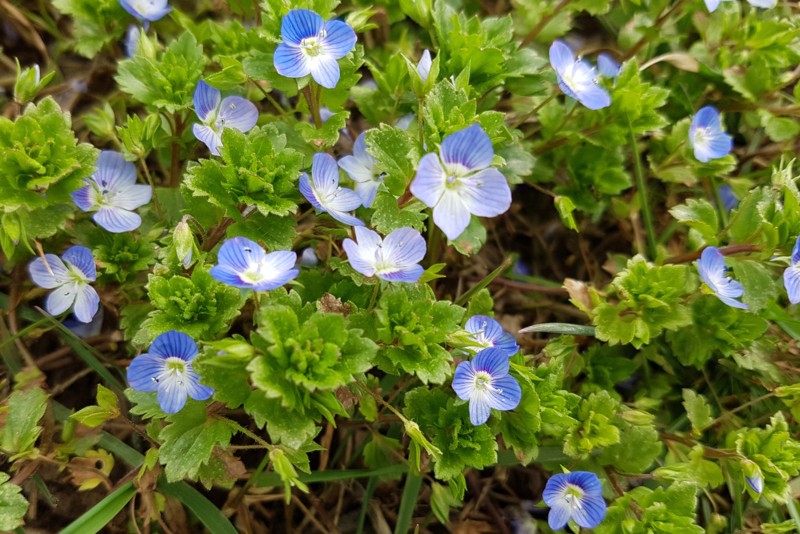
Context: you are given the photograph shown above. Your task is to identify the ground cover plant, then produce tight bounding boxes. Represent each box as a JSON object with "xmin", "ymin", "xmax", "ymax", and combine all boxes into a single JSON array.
[{"xmin": 3, "ymin": 0, "xmax": 800, "ymax": 532}]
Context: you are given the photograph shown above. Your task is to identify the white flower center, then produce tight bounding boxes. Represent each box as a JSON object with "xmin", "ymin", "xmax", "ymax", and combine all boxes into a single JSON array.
[
  {"xmin": 473, "ymin": 371, "xmax": 493, "ymax": 392},
  {"xmin": 133, "ymin": 0, "xmax": 157, "ymax": 15},
  {"xmin": 693, "ymin": 127, "xmax": 710, "ymax": 148},
  {"xmin": 152, "ymin": 357, "xmax": 189, "ymax": 387},
  {"xmin": 301, "ymin": 34, "xmax": 324, "ymax": 57},
  {"xmin": 563, "ymin": 484, "xmax": 585, "ymax": 511},
  {"xmin": 444, "ymin": 163, "xmax": 471, "ymax": 189}
]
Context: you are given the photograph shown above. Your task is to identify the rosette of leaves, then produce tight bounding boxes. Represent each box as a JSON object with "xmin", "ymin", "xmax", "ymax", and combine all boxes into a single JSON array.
[
  {"xmin": 0, "ymin": 97, "xmax": 97, "ymax": 261},
  {"xmin": 372, "ymin": 284, "xmax": 464, "ymax": 384},
  {"xmin": 183, "ymin": 126, "xmax": 302, "ymax": 245},
  {"xmin": 404, "ymin": 387, "xmax": 498, "ymax": 481},
  {"xmin": 590, "ymin": 256, "xmax": 695, "ymax": 349},
  {"xmin": 245, "ymin": 290, "xmax": 377, "ymax": 444},
  {"xmin": 596, "ymin": 482, "xmax": 704, "ymax": 534},
  {"xmin": 136, "ymin": 268, "xmax": 243, "ymax": 344}
]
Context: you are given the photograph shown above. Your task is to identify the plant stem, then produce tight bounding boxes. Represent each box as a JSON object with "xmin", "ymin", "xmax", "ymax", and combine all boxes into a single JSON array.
[
  {"xmin": 139, "ymin": 157, "xmax": 163, "ymax": 218},
  {"xmin": 511, "ymin": 92, "xmax": 556, "ymax": 129},
  {"xmin": 302, "ymin": 82, "xmax": 322, "ymax": 128},
  {"xmin": 169, "ymin": 112, "xmax": 186, "ymax": 188},
  {"xmin": 628, "ymin": 118, "xmax": 656, "ymax": 259},
  {"xmin": 417, "ymin": 98, "xmax": 425, "ymax": 149},
  {"xmin": 520, "ymin": 0, "xmax": 570, "ymax": 47}
]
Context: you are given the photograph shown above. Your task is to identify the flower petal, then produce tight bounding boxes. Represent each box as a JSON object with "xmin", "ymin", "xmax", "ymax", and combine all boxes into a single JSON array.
[
  {"xmin": 352, "ymin": 130, "xmax": 371, "ymax": 161},
  {"xmin": 549, "ymin": 40, "xmax": 575, "ymax": 77},
  {"xmin": 311, "ymin": 152, "xmax": 341, "ymax": 196},
  {"xmin": 127, "ymin": 353, "xmax": 165, "ymax": 393},
  {"xmin": 150, "ymin": 330, "xmax": 198, "ymax": 361},
  {"xmin": 486, "ymin": 375, "xmax": 521, "ymax": 411},
  {"xmin": 792, "ymin": 236, "xmax": 800, "ymax": 265},
  {"xmin": 218, "ymin": 96, "xmax": 259, "ymax": 132},
  {"xmin": 209, "ymin": 265, "xmax": 249, "ymax": 289},
  {"xmin": 46, "ymin": 282, "xmax": 79, "ymax": 316},
  {"xmin": 281, "ymin": 9, "xmax": 324, "ymax": 46},
  {"xmin": 193, "ymin": 123, "xmax": 222, "ymax": 156},
  {"xmin": 320, "ymin": 19, "xmax": 357, "ymax": 59},
  {"xmin": 72, "ymin": 184, "xmax": 98, "ymax": 212},
  {"xmin": 472, "ymin": 348, "xmax": 510, "ymax": 377},
  {"xmin": 62, "ymin": 246, "xmax": 96, "ymax": 280},
  {"xmin": 299, "ymin": 173, "xmax": 325, "ymax": 211},
  {"xmin": 542, "ymin": 473, "xmax": 570, "ymax": 506},
  {"xmin": 439, "ymin": 124, "xmax": 494, "ymax": 170},
  {"xmin": 274, "ymin": 43, "xmax": 311, "ymax": 79},
  {"xmin": 379, "ymin": 264, "xmax": 424, "ymax": 283},
  {"xmin": 697, "ymin": 246, "xmax": 725, "ymax": 289},
  {"xmin": 469, "ymin": 395, "xmax": 491, "ymax": 425},
  {"xmin": 110, "ymin": 183, "xmax": 152, "ymax": 211},
  {"xmin": 308, "ymin": 56, "xmax": 341, "ymax": 89},
  {"xmin": 324, "ymin": 186, "xmax": 363, "ymax": 214},
  {"xmin": 382, "ymin": 227, "xmax": 426, "ymax": 268},
  {"xmin": 29, "ymin": 255, "xmax": 69, "ymax": 289},
  {"xmin": 216, "ymin": 237, "xmax": 267, "ymax": 272},
  {"xmin": 576, "ymin": 82, "xmax": 611, "ymax": 110},
  {"xmin": 184, "ymin": 367, "xmax": 214, "ymax": 401},
  {"xmin": 343, "ymin": 239, "xmax": 375, "ymax": 279},
  {"xmin": 158, "ymin": 374, "xmax": 189, "ymax": 414},
  {"xmin": 547, "ymin": 502, "xmax": 572, "ymax": 531},
  {"xmin": 194, "ymin": 80, "xmax": 221, "ymax": 122},
  {"xmin": 465, "ymin": 315, "xmax": 519, "ymax": 356},
  {"xmin": 72, "ymin": 285, "xmax": 100, "ymax": 323},
  {"xmin": 692, "ymin": 106, "xmax": 722, "ymax": 131},
  {"xmin": 452, "ymin": 360, "xmax": 476, "ymax": 401},
  {"xmin": 410, "ymin": 153, "xmax": 446, "ymax": 207},
  {"xmin": 93, "ymin": 151, "xmax": 137, "ymax": 191},
  {"xmin": 251, "ymin": 250, "xmax": 300, "ymax": 291},
  {"xmin": 93, "ymin": 206, "xmax": 142, "ymax": 233},
  {"xmin": 354, "ymin": 179, "xmax": 381, "ymax": 208},
  {"xmin": 326, "ymin": 209, "xmax": 365, "ymax": 227},
  {"xmin": 433, "ymin": 190, "xmax": 470, "ymax": 241},
  {"xmin": 458, "ymin": 168, "xmax": 512, "ymax": 218},
  {"xmin": 597, "ymin": 53, "xmax": 620, "ymax": 78}
]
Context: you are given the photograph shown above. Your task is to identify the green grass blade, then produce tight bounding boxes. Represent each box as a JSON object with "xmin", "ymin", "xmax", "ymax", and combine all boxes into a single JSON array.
[
  {"xmin": 394, "ymin": 473, "xmax": 423, "ymax": 534},
  {"xmin": 455, "ymin": 257, "xmax": 512, "ymax": 306},
  {"xmin": 60, "ymin": 482, "xmax": 137, "ymax": 534},
  {"xmin": 158, "ymin": 480, "xmax": 238, "ymax": 534},
  {"xmin": 356, "ymin": 476, "xmax": 379, "ymax": 534},
  {"xmin": 519, "ymin": 322, "xmax": 596, "ymax": 337}
]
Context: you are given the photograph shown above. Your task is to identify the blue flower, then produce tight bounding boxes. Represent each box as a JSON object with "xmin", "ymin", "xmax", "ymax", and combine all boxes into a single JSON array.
[
  {"xmin": 747, "ymin": 0, "xmax": 776, "ymax": 7},
  {"xmin": 119, "ymin": 0, "xmax": 171, "ymax": 22},
  {"xmin": 452, "ymin": 348, "xmax": 522, "ymax": 425},
  {"xmin": 64, "ymin": 308, "xmax": 104, "ymax": 339},
  {"xmin": 273, "ymin": 9, "xmax": 357, "ymax": 89},
  {"xmin": 192, "ymin": 81, "xmax": 259, "ymax": 156},
  {"xmin": 126, "ymin": 331, "xmax": 213, "ymax": 414},
  {"xmin": 300, "ymin": 247, "xmax": 319, "ymax": 267},
  {"xmin": 417, "ymin": 49, "xmax": 432, "ymax": 82},
  {"xmin": 549, "ymin": 40, "xmax": 611, "ymax": 110},
  {"xmin": 717, "ymin": 184, "xmax": 738, "ymax": 212},
  {"xmin": 72, "ymin": 151, "xmax": 152, "ymax": 233},
  {"xmin": 410, "ymin": 124, "xmax": 511, "ymax": 240},
  {"xmin": 28, "ymin": 246, "xmax": 100, "ymax": 323},
  {"xmin": 338, "ymin": 131, "xmax": 383, "ymax": 208},
  {"xmin": 697, "ymin": 246, "xmax": 747, "ymax": 309},
  {"xmin": 543, "ymin": 471, "xmax": 607, "ymax": 531},
  {"xmin": 300, "ymin": 153, "xmax": 365, "ymax": 226},
  {"xmin": 124, "ymin": 25, "xmax": 140, "ymax": 58},
  {"xmin": 464, "ymin": 315, "xmax": 519, "ymax": 356},
  {"xmin": 343, "ymin": 226, "xmax": 426, "ymax": 283},
  {"xmin": 746, "ymin": 473, "xmax": 764, "ymax": 495},
  {"xmin": 597, "ymin": 52, "xmax": 621, "ymax": 79},
  {"xmin": 210, "ymin": 237, "xmax": 299, "ymax": 291},
  {"xmin": 783, "ymin": 236, "xmax": 800, "ymax": 304},
  {"xmin": 689, "ymin": 106, "xmax": 733, "ymax": 163}
]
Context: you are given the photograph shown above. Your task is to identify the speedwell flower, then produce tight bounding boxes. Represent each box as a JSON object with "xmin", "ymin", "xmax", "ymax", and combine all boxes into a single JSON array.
[
  {"xmin": 210, "ymin": 237, "xmax": 299, "ymax": 291},
  {"xmin": 747, "ymin": 0, "xmax": 776, "ymax": 7},
  {"xmin": 29, "ymin": 246, "xmax": 99, "ymax": 323},
  {"xmin": 410, "ymin": 124, "xmax": 511, "ymax": 240},
  {"xmin": 124, "ymin": 25, "xmax": 140, "ymax": 58},
  {"xmin": 543, "ymin": 471, "xmax": 607, "ymax": 531},
  {"xmin": 697, "ymin": 246, "xmax": 747, "ymax": 309},
  {"xmin": 273, "ymin": 9, "xmax": 357, "ymax": 89},
  {"xmin": 192, "ymin": 80, "xmax": 259, "ymax": 156},
  {"xmin": 119, "ymin": 0, "xmax": 171, "ymax": 22},
  {"xmin": 417, "ymin": 49, "xmax": 432, "ymax": 82},
  {"xmin": 300, "ymin": 153, "xmax": 364, "ymax": 226},
  {"xmin": 783, "ymin": 236, "xmax": 800, "ymax": 304},
  {"xmin": 127, "ymin": 330, "xmax": 213, "ymax": 414},
  {"xmin": 72, "ymin": 151, "xmax": 152, "ymax": 233},
  {"xmin": 452, "ymin": 348, "xmax": 522, "ymax": 425},
  {"xmin": 549, "ymin": 40, "xmax": 611, "ymax": 110},
  {"xmin": 343, "ymin": 226, "xmax": 425, "ymax": 283},
  {"xmin": 338, "ymin": 131, "xmax": 383, "ymax": 208},
  {"xmin": 689, "ymin": 106, "xmax": 733, "ymax": 163},
  {"xmin": 464, "ymin": 315, "xmax": 519, "ymax": 357}
]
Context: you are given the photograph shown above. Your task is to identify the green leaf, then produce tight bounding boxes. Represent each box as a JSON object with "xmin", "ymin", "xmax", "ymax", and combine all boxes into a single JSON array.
[
  {"xmin": 51, "ymin": 0, "xmax": 128, "ymax": 57},
  {"xmin": 729, "ymin": 257, "xmax": 778, "ymax": 313},
  {"xmin": 555, "ymin": 195, "xmax": 579, "ymax": 232},
  {"xmin": 364, "ymin": 126, "xmax": 418, "ymax": 196},
  {"xmin": 563, "ymin": 391, "xmax": 621, "ymax": 459},
  {"xmin": 450, "ymin": 217, "xmax": 487, "ymax": 256},
  {"xmin": 682, "ymin": 390, "xmax": 713, "ymax": 436},
  {"xmin": 670, "ymin": 198, "xmax": 720, "ymax": 244},
  {"xmin": 0, "ymin": 472, "xmax": 28, "ymax": 532},
  {"xmin": 0, "ymin": 387, "xmax": 48, "ymax": 458},
  {"xmin": 158, "ymin": 404, "xmax": 235, "ymax": 482},
  {"xmin": 60, "ymin": 482, "xmax": 137, "ymax": 534},
  {"xmin": 370, "ymin": 193, "xmax": 427, "ymax": 234},
  {"xmin": 116, "ymin": 31, "xmax": 207, "ymax": 112}
]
